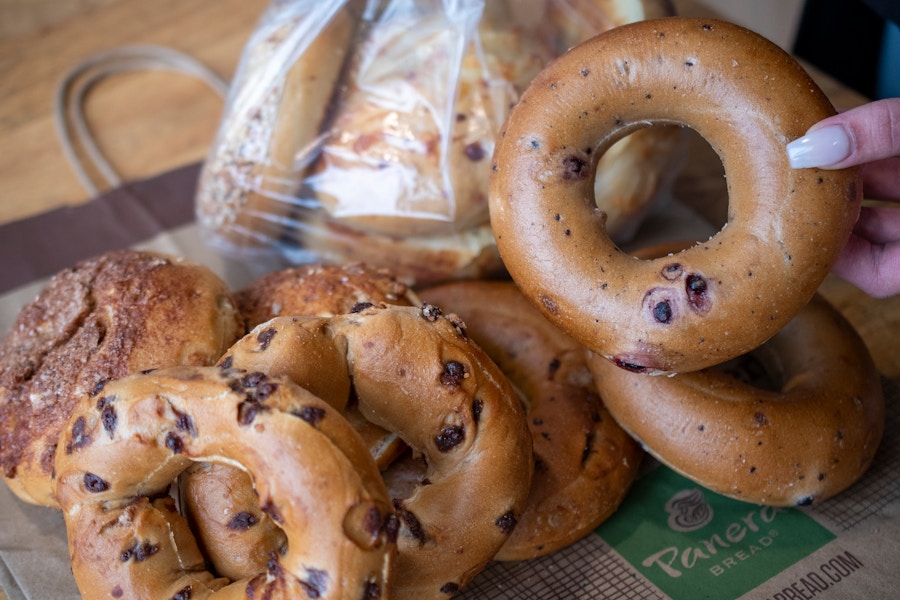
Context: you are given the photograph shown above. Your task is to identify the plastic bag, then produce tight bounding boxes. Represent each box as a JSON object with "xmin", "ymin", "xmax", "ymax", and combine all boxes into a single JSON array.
[{"xmin": 195, "ymin": 0, "xmax": 680, "ymax": 285}]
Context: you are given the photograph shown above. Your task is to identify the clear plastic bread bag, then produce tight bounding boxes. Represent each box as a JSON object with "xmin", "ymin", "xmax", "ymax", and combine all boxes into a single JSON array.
[{"xmin": 195, "ymin": 0, "xmax": 682, "ymax": 286}]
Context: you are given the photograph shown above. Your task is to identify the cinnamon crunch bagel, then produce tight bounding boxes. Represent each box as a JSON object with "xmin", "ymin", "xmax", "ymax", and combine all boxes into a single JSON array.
[
  {"xmin": 0, "ymin": 250, "xmax": 243, "ymax": 507},
  {"xmin": 489, "ymin": 17, "xmax": 862, "ymax": 374}
]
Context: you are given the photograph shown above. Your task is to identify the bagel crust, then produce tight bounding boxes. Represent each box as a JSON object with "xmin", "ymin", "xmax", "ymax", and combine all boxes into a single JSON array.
[
  {"xmin": 587, "ymin": 294, "xmax": 884, "ymax": 506},
  {"xmin": 421, "ymin": 280, "xmax": 642, "ymax": 560},
  {"xmin": 216, "ymin": 306, "xmax": 533, "ymax": 598},
  {"xmin": 54, "ymin": 366, "xmax": 396, "ymax": 600},
  {"xmin": 489, "ymin": 17, "xmax": 861, "ymax": 374}
]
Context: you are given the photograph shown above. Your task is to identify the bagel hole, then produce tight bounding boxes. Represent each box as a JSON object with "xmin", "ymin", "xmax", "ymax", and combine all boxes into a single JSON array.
[
  {"xmin": 670, "ymin": 128, "xmax": 728, "ymax": 231},
  {"xmin": 381, "ymin": 449, "xmax": 428, "ymax": 502},
  {"xmin": 714, "ymin": 343, "xmax": 784, "ymax": 393}
]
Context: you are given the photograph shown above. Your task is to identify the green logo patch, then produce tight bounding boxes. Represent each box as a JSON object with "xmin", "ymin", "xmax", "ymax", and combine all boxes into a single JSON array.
[{"xmin": 597, "ymin": 467, "xmax": 836, "ymax": 599}]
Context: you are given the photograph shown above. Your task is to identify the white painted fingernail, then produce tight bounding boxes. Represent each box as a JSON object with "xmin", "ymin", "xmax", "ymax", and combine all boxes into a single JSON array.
[{"xmin": 786, "ymin": 125, "xmax": 852, "ymax": 168}]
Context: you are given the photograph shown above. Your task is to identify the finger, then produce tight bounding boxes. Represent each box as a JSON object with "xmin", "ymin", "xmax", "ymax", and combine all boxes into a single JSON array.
[
  {"xmin": 853, "ymin": 205, "xmax": 900, "ymax": 245},
  {"xmin": 786, "ymin": 98, "xmax": 900, "ymax": 169},
  {"xmin": 862, "ymin": 156, "xmax": 900, "ymax": 202},
  {"xmin": 832, "ymin": 232, "xmax": 900, "ymax": 298}
]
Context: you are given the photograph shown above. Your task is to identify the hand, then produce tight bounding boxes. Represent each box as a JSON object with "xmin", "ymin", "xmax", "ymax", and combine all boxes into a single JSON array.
[{"xmin": 787, "ymin": 98, "xmax": 900, "ymax": 297}]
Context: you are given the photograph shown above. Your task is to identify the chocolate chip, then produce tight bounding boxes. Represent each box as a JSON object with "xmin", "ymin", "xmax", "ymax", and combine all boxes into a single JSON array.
[
  {"xmin": 440, "ymin": 582, "xmax": 460, "ymax": 594},
  {"xmin": 292, "ymin": 405, "xmax": 327, "ymax": 426},
  {"xmin": 300, "ymin": 568, "xmax": 329, "ymax": 599},
  {"xmin": 350, "ymin": 302, "xmax": 374, "ymax": 314},
  {"xmin": 421, "ymin": 303, "xmax": 443, "ymax": 322},
  {"xmin": 653, "ymin": 301, "xmax": 673, "ymax": 324},
  {"xmin": 440, "ymin": 361, "xmax": 467, "ymax": 386},
  {"xmin": 100, "ymin": 404, "xmax": 117, "ymax": 437},
  {"xmin": 174, "ymin": 410, "xmax": 197, "ymax": 437},
  {"xmin": 237, "ymin": 400, "xmax": 260, "ymax": 425},
  {"xmin": 383, "ymin": 513, "xmax": 400, "ymax": 543},
  {"xmin": 435, "ymin": 425, "xmax": 465, "ymax": 452},
  {"xmin": 547, "ymin": 358, "xmax": 561, "ymax": 380},
  {"xmin": 67, "ymin": 416, "xmax": 90, "ymax": 453},
  {"xmin": 393, "ymin": 499, "xmax": 426, "ymax": 544},
  {"xmin": 121, "ymin": 540, "xmax": 159, "ymax": 562},
  {"xmin": 257, "ymin": 327, "xmax": 277, "ymax": 350},
  {"xmin": 172, "ymin": 586, "xmax": 193, "ymax": 600},
  {"xmin": 363, "ymin": 579, "xmax": 382, "ymax": 598},
  {"xmin": 91, "ymin": 379, "xmax": 109, "ymax": 396},
  {"xmin": 227, "ymin": 512, "xmax": 259, "ymax": 530},
  {"xmin": 562, "ymin": 155, "xmax": 589, "ymax": 180},
  {"xmin": 464, "ymin": 141, "xmax": 486, "ymax": 161},
  {"xmin": 495, "ymin": 510, "xmax": 518, "ymax": 534},
  {"xmin": 262, "ymin": 499, "xmax": 284, "ymax": 524},
  {"xmin": 471, "ymin": 399, "xmax": 483, "ymax": 424},
  {"xmin": 165, "ymin": 432, "xmax": 184, "ymax": 454}
]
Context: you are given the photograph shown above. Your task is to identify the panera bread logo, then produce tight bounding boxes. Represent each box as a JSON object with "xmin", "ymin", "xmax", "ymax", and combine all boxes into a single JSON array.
[
  {"xmin": 665, "ymin": 488, "xmax": 713, "ymax": 532},
  {"xmin": 596, "ymin": 467, "xmax": 836, "ymax": 599}
]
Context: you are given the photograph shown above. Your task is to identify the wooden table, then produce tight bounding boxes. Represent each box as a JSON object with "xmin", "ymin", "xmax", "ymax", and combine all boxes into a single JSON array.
[{"xmin": 0, "ymin": 1, "xmax": 897, "ymax": 599}]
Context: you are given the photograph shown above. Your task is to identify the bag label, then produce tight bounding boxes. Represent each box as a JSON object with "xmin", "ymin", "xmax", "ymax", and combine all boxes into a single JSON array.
[{"xmin": 597, "ymin": 466, "xmax": 836, "ymax": 599}]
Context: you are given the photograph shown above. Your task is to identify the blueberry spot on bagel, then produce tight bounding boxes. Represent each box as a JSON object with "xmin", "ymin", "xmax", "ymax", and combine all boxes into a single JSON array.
[
  {"xmin": 173, "ymin": 409, "xmax": 197, "ymax": 437},
  {"xmin": 91, "ymin": 379, "xmax": 109, "ymax": 396},
  {"xmin": 547, "ymin": 358, "xmax": 561, "ymax": 380},
  {"xmin": 472, "ymin": 398, "xmax": 483, "ymax": 423},
  {"xmin": 165, "ymin": 432, "xmax": 184, "ymax": 454},
  {"xmin": 364, "ymin": 579, "xmax": 382, "ymax": 598},
  {"xmin": 299, "ymin": 567, "xmax": 328, "ymax": 598},
  {"xmin": 613, "ymin": 358, "xmax": 648, "ymax": 373},
  {"xmin": 561, "ymin": 155, "xmax": 589, "ymax": 180},
  {"xmin": 257, "ymin": 327, "xmax": 277, "ymax": 350},
  {"xmin": 219, "ymin": 355, "xmax": 233, "ymax": 370},
  {"xmin": 440, "ymin": 582, "xmax": 460, "ymax": 594},
  {"xmin": 261, "ymin": 499, "xmax": 284, "ymax": 524},
  {"xmin": 435, "ymin": 425, "xmax": 465, "ymax": 452},
  {"xmin": 440, "ymin": 361, "xmax": 468, "ymax": 386},
  {"xmin": 383, "ymin": 512, "xmax": 400, "ymax": 543},
  {"xmin": 237, "ymin": 399, "xmax": 260, "ymax": 425},
  {"xmin": 66, "ymin": 416, "xmax": 91, "ymax": 453},
  {"xmin": 465, "ymin": 141, "xmax": 486, "ymax": 161},
  {"xmin": 653, "ymin": 301, "xmax": 673, "ymax": 324},
  {"xmin": 796, "ymin": 496, "xmax": 815, "ymax": 507},
  {"xmin": 686, "ymin": 274, "xmax": 711, "ymax": 314},
  {"xmin": 662, "ymin": 263, "xmax": 683, "ymax": 280},
  {"xmin": 99, "ymin": 402, "xmax": 117, "ymax": 437},
  {"xmin": 227, "ymin": 512, "xmax": 259, "ymax": 530},
  {"xmin": 393, "ymin": 499, "xmax": 426, "ymax": 544},
  {"xmin": 539, "ymin": 294, "xmax": 559, "ymax": 315},
  {"xmin": 121, "ymin": 540, "xmax": 159, "ymax": 563},
  {"xmin": 111, "ymin": 586, "xmax": 123, "ymax": 598},
  {"xmin": 495, "ymin": 510, "xmax": 518, "ymax": 534},
  {"xmin": 351, "ymin": 301, "xmax": 375, "ymax": 313},
  {"xmin": 292, "ymin": 405, "xmax": 327, "ymax": 426},
  {"xmin": 172, "ymin": 586, "xmax": 192, "ymax": 600}
]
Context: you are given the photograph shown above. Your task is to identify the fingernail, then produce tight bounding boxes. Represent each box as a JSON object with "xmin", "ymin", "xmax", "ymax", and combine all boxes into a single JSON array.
[{"xmin": 786, "ymin": 125, "xmax": 852, "ymax": 168}]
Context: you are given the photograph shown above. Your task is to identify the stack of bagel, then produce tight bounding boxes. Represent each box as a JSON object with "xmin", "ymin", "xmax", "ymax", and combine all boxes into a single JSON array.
[{"xmin": 0, "ymin": 7, "xmax": 887, "ymax": 600}]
